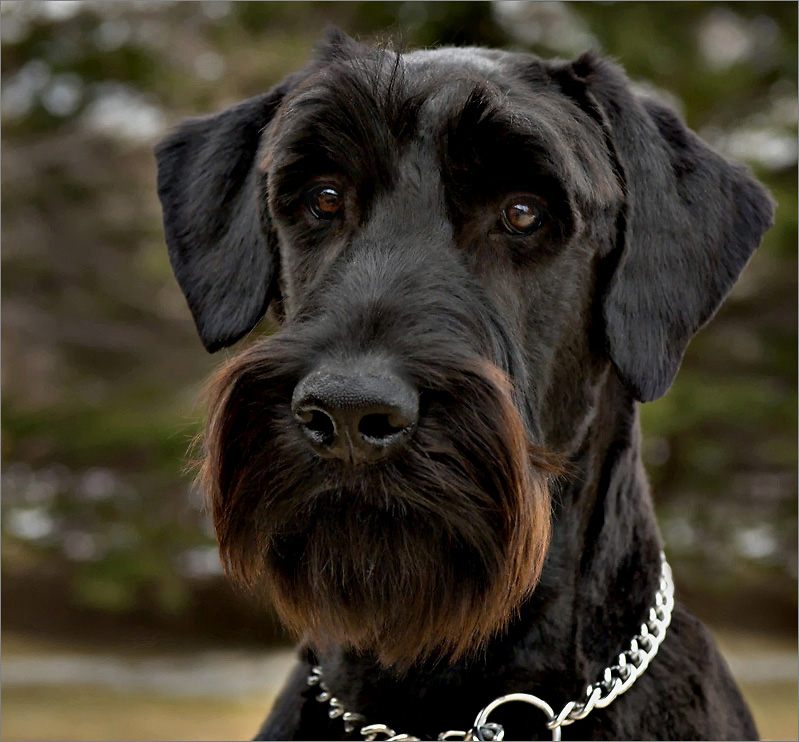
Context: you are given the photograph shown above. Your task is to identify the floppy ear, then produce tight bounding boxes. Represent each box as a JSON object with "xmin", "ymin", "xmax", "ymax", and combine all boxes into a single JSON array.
[
  {"xmin": 155, "ymin": 78, "xmax": 297, "ymax": 352},
  {"xmin": 553, "ymin": 54, "xmax": 774, "ymax": 402}
]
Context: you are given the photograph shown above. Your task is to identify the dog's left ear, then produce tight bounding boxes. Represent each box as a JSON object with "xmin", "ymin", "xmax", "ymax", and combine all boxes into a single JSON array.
[
  {"xmin": 550, "ymin": 54, "xmax": 774, "ymax": 402},
  {"xmin": 155, "ymin": 75, "xmax": 301, "ymax": 352}
]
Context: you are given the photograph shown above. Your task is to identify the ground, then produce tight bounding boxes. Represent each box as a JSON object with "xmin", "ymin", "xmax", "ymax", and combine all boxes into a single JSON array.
[{"xmin": 1, "ymin": 630, "xmax": 796, "ymax": 741}]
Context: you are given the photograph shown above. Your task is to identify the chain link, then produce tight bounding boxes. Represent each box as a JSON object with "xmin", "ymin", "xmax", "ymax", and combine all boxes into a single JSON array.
[
  {"xmin": 546, "ymin": 554, "xmax": 674, "ymax": 730},
  {"xmin": 306, "ymin": 553, "xmax": 674, "ymax": 741}
]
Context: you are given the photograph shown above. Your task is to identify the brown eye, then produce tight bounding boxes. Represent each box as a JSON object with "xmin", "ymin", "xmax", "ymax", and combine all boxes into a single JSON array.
[
  {"xmin": 500, "ymin": 197, "xmax": 546, "ymax": 235},
  {"xmin": 307, "ymin": 185, "xmax": 343, "ymax": 220}
]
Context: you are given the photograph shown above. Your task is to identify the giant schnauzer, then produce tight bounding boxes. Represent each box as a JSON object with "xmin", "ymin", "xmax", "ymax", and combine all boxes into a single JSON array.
[{"xmin": 156, "ymin": 32, "xmax": 773, "ymax": 741}]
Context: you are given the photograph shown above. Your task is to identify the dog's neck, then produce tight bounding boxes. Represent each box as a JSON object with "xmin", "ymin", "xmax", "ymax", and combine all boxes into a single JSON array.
[
  {"xmin": 552, "ymin": 371, "xmax": 663, "ymax": 683},
  {"xmin": 316, "ymin": 373, "xmax": 663, "ymax": 735}
]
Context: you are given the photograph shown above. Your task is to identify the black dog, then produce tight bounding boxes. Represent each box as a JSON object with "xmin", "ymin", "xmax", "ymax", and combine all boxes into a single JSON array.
[{"xmin": 156, "ymin": 32, "xmax": 773, "ymax": 741}]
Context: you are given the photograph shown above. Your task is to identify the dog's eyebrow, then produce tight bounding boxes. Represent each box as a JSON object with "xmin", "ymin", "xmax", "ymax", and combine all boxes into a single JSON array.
[
  {"xmin": 444, "ymin": 85, "xmax": 567, "ymax": 191},
  {"xmin": 444, "ymin": 83, "xmax": 620, "ymax": 215},
  {"xmin": 262, "ymin": 59, "xmax": 428, "ymax": 188},
  {"xmin": 449, "ymin": 85, "xmax": 561, "ymax": 164},
  {"xmin": 450, "ymin": 85, "xmax": 505, "ymax": 134}
]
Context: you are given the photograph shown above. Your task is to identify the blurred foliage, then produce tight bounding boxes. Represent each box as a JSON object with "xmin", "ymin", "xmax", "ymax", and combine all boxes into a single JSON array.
[{"xmin": 2, "ymin": 1, "xmax": 796, "ymax": 635}]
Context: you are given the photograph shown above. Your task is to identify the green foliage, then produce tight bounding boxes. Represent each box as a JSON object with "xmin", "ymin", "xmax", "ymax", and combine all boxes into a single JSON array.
[{"xmin": 2, "ymin": 2, "xmax": 795, "ymax": 626}]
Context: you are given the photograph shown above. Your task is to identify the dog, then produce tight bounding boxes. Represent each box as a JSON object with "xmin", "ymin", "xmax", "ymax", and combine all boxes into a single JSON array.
[{"xmin": 155, "ymin": 31, "xmax": 773, "ymax": 741}]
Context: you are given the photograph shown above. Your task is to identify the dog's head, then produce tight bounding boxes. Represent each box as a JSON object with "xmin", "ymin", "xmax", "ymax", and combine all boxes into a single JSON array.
[{"xmin": 155, "ymin": 32, "xmax": 773, "ymax": 668}]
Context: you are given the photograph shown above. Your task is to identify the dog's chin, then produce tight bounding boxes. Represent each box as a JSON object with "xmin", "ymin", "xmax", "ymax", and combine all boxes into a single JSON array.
[{"xmin": 260, "ymin": 490, "xmax": 548, "ymax": 670}]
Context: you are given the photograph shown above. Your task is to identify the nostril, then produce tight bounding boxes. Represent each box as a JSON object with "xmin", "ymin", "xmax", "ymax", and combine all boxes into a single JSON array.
[
  {"xmin": 359, "ymin": 412, "xmax": 411, "ymax": 442},
  {"xmin": 296, "ymin": 407, "xmax": 336, "ymax": 444},
  {"xmin": 292, "ymin": 366, "xmax": 419, "ymax": 460}
]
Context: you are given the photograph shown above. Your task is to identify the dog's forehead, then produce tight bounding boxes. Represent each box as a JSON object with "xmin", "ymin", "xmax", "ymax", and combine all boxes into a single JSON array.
[
  {"xmin": 399, "ymin": 46, "xmax": 551, "ymax": 133},
  {"xmin": 285, "ymin": 45, "xmax": 558, "ymax": 140},
  {"xmin": 266, "ymin": 46, "xmax": 619, "ymax": 212}
]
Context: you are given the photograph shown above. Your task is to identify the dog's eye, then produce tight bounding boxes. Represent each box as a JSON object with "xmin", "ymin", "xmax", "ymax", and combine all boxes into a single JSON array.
[
  {"xmin": 500, "ymin": 197, "xmax": 546, "ymax": 235},
  {"xmin": 307, "ymin": 185, "xmax": 343, "ymax": 220}
]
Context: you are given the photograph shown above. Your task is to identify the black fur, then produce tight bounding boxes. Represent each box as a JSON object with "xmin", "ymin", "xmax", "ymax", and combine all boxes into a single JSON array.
[{"xmin": 156, "ymin": 32, "xmax": 773, "ymax": 741}]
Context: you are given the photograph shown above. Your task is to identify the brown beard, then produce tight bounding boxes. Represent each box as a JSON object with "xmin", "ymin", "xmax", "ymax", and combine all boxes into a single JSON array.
[{"xmin": 200, "ymin": 337, "xmax": 558, "ymax": 669}]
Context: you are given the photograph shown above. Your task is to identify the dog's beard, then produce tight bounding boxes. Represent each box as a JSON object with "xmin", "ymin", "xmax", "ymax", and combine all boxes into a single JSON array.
[{"xmin": 201, "ymin": 337, "xmax": 555, "ymax": 669}]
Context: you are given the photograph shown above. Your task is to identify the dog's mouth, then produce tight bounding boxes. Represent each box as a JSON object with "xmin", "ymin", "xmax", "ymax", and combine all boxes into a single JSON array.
[{"xmin": 201, "ymin": 343, "xmax": 557, "ymax": 667}]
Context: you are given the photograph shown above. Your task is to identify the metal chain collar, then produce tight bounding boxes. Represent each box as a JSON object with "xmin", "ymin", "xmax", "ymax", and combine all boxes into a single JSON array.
[{"xmin": 307, "ymin": 553, "xmax": 674, "ymax": 741}]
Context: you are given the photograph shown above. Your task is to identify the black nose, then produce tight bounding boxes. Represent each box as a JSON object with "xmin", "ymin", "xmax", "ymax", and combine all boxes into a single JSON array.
[{"xmin": 292, "ymin": 366, "xmax": 418, "ymax": 463}]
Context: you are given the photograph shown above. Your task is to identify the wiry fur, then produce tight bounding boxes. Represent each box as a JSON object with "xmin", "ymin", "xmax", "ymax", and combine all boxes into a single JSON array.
[
  {"xmin": 156, "ymin": 31, "xmax": 773, "ymax": 741},
  {"xmin": 203, "ymin": 339, "xmax": 555, "ymax": 667}
]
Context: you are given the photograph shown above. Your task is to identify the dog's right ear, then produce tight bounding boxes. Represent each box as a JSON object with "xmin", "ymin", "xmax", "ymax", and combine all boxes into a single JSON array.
[
  {"xmin": 155, "ymin": 77, "xmax": 298, "ymax": 352},
  {"xmin": 156, "ymin": 30, "xmax": 369, "ymax": 353}
]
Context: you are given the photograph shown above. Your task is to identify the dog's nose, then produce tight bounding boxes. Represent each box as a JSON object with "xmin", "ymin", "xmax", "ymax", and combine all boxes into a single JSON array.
[{"xmin": 292, "ymin": 367, "xmax": 418, "ymax": 463}]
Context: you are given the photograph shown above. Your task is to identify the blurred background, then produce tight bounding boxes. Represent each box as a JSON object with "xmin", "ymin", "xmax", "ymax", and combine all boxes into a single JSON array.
[{"xmin": 1, "ymin": 2, "xmax": 796, "ymax": 740}]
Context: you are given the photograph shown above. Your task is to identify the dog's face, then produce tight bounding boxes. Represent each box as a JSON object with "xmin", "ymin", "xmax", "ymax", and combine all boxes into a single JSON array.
[{"xmin": 156, "ymin": 33, "xmax": 772, "ymax": 668}]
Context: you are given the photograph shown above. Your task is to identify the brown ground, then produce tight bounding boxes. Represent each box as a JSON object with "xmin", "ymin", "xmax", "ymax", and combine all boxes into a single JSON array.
[{"xmin": 2, "ymin": 631, "xmax": 796, "ymax": 741}]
